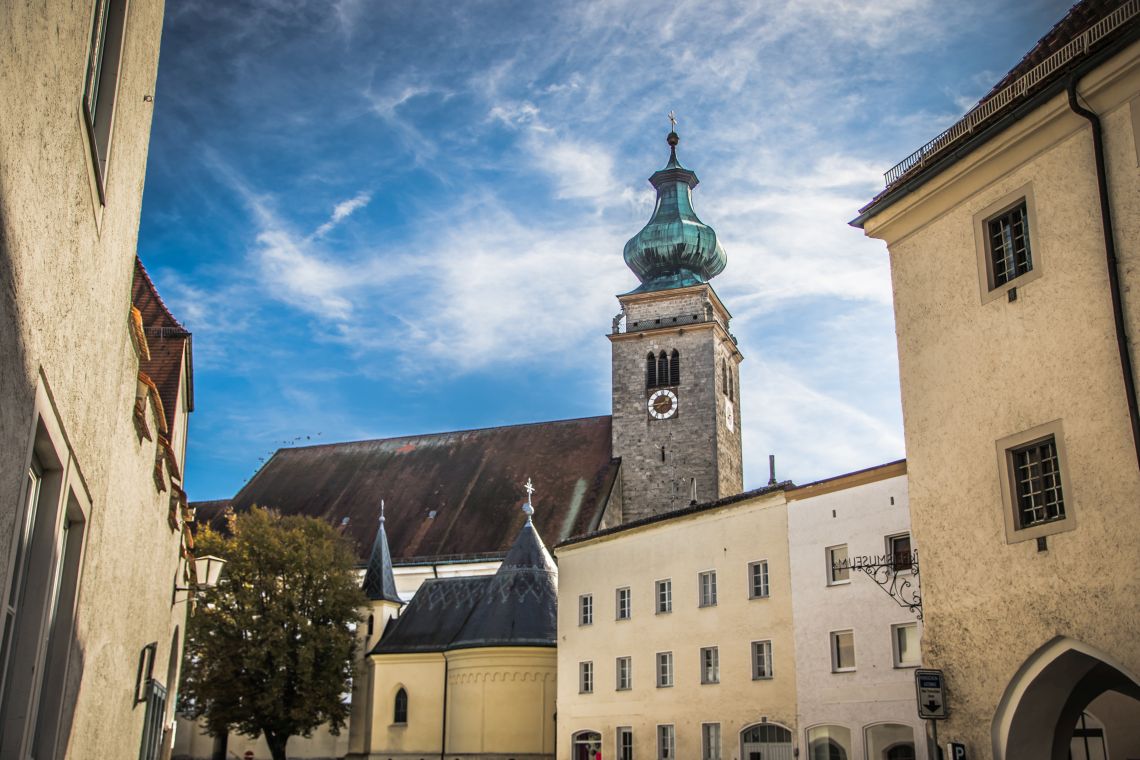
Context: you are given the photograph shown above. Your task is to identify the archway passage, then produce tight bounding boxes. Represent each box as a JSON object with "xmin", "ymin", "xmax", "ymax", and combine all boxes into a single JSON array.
[
  {"xmin": 572, "ymin": 730, "xmax": 601, "ymax": 760},
  {"xmin": 995, "ymin": 638, "xmax": 1140, "ymax": 760},
  {"xmin": 741, "ymin": 723, "xmax": 793, "ymax": 760}
]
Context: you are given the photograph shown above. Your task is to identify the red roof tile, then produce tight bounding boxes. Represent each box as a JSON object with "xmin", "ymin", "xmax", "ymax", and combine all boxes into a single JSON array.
[{"xmin": 131, "ymin": 257, "xmax": 194, "ymax": 435}]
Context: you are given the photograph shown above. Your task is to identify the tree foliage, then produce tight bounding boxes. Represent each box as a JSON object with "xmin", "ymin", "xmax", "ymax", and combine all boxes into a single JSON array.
[{"xmin": 179, "ymin": 507, "xmax": 366, "ymax": 760}]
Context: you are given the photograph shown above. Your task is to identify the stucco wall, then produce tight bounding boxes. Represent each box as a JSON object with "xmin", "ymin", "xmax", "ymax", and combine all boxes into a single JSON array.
[
  {"xmin": 555, "ymin": 490, "xmax": 797, "ymax": 760},
  {"xmin": 787, "ymin": 467, "xmax": 927, "ymax": 760},
  {"xmin": 0, "ymin": 1, "xmax": 192, "ymax": 759},
  {"xmin": 862, "ymin": 41, "xmax": 1140, "ymax": 758}
]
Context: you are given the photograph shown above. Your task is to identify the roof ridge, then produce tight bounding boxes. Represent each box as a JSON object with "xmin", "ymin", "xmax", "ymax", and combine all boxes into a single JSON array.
[{"xmin": 133, "ymin": 255, "xmax": 188, "ymax": 332}]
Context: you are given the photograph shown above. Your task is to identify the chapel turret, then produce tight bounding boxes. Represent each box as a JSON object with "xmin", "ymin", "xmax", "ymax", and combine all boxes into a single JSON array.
[{"xmin": 610, "ymin": 127, "xmax": 744, "ymax": 523}]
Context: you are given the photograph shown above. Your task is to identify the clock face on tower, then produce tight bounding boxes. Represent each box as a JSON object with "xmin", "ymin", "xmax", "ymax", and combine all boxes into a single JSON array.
[{"xmin": 647, "ymin": 389, "xmax": 679, "ymax": 420}]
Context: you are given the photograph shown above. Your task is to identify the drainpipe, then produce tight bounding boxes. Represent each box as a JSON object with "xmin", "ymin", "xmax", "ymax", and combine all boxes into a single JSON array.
[
  {"xmin": 439, "ymin": 656, "xmax": 449, "ymax": 760},
  {"xmin": 1067, "ymin": 75, "xmax": 1140, "ymax": 469}
]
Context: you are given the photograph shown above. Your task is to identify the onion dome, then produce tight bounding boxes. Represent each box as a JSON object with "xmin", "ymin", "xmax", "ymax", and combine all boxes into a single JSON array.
[{"xmin": 623, "ymin": 130, "xmax": 726, "ymax": 293}]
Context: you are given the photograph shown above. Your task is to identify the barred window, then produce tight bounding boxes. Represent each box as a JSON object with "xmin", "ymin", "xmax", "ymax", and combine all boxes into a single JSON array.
[
  {"xmin": 1012, "ymin": 437, "xmax": 1065, "ymax": 527},
  {"xmin": 987, "ymin": 201, "xmax": 1032, "ymax": 288}
]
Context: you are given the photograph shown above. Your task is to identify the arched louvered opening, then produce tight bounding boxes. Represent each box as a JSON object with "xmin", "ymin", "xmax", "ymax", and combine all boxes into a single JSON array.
[
  {"xmin": 657, "ymin": 351, "xmax": 669, "ymax": 386},
  {"xmin": 729, "ymin": 365, "xmax": 735, "ymax": 402},
  {"xmin": 646, "ymin": 352, "xmax": 657, "ymax": 389},
  {"xmin": 669, "ymin": 350, "xmax": 680, "ymax": 385},
  {"xmin": 721, "ymin": 359, "xmax": 728, "ymax": 395},
  {"xmin": 394, "ymin": 687, "xmax": 408, "ymax": 724},
  {"xmin": 367, "ymin": 613, "xmax": 374, "ymax": 637}
]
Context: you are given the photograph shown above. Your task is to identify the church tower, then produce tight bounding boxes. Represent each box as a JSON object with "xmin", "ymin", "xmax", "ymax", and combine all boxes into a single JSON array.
[{"xmin": 610, "ymin": 128, "xmax": 743, "ymax": 523}]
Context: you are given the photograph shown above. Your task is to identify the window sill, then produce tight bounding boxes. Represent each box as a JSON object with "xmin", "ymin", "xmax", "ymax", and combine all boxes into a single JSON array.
[
  {"xmin": 749, "ymin": 594, "xmax": 770, "ymax": 601},
  {"xmin": 615, "ymin": 617, "xmax": 631, "ymax": 622},
  {"xmin": 752, "ymin": 675, "xmax": 773, "ymax": 681},
  {"xmin": 656, "ymin": 610, "xmax": 672, "ymax": 616},
  {"xmin": 894, "ymin": 662, "xmax": 920, "ymax": 669},
  {"xmin": 826, "ymin": 580, "xmax": 851, "ymax": 588},
  {"xmin": 831, "ymin": 668, "xmax": 856, "ymax": 674},
  {"xmin": 656, "ymin": 684, "xmax": 673, "ymax": 689},
  {"xmin": 698, "ymin": 602, "xmax": 718, "ymax": 609}
]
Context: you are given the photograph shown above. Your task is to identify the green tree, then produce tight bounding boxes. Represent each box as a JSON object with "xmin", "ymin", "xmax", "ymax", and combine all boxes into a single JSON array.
[{"xmin": 180, "ymin": 507, "xmax": 366, "ymax": 760}]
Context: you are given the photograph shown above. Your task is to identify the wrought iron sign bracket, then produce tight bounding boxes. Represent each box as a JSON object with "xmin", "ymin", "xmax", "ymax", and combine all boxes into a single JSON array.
[{"xmin": 836, "ymin": 551, "xmax": 923, "ymax": 621}]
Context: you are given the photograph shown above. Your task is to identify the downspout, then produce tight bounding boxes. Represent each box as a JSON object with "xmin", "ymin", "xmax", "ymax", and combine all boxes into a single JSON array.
[
  {"xmin": 439, "ymin": 655, "xmax": 448, "ymax": 760},
  {"xmin": 1067, "ymin": 76, "xmax": 1140, "ymax": 469}
]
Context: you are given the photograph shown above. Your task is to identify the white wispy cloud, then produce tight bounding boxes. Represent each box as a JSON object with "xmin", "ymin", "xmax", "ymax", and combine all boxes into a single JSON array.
[{"xmin": 313, "ymin": 191, "xmax": 372, "ymax": 238}]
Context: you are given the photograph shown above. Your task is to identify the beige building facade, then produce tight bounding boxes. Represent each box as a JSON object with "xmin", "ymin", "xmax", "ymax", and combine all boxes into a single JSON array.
[
  {"xmin": 1, "ymin": 1, "xmax": 196, "ymax": 760},
  {"xmin": 855, "ymin": 2, "xmax": 1140, "ymax": 757},
  {"xmin": 555, "ymin": 485, "xmax": 798, "ymax": 760}
]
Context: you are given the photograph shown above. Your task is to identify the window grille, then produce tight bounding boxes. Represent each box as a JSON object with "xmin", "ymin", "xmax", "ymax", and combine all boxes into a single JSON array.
[
  {"xmin": 394, "ymin": 687, "xmax": 407, "ymax": 723},
  {"xmin": 988, "ymin": 201, "xmax": 1032, "ymax": 287},
  {"xmin": 579, "ymin": 594, "xmax": 593, "ymax": 625},
  {"xmin": 669, "ymin": 350, "xmax": 680, "ymax": 385},
  {"xmin": 749, "ymin": 560, "xmax": 769, "ymax": 599},
  {"xmin": 1012, "ymin": 437, "xmax": 1065, "ymax": 527},
  {"xmin": 138, "ymin": 679, "xmax": 167, "ymax": 760}
]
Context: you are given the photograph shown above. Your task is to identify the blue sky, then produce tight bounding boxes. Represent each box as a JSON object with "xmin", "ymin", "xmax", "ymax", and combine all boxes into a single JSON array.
[{"xmin": 138, "ymin": 0, "xmax": 1073, "ymax": 501}]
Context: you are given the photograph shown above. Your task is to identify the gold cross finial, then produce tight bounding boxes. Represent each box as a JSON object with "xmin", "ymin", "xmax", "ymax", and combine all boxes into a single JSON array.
[{"xmin": 668, "ymin": 111, "xmax": 677, "ymax": 131}]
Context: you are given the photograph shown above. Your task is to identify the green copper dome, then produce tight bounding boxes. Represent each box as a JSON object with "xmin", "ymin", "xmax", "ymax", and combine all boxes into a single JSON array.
[{"xmin": 623, "ymin": 131, "xmax": 726, "ymax": 293}]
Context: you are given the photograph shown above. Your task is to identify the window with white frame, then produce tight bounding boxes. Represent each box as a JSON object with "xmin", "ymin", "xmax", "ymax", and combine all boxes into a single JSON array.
[
  {"xmin": 616, "ymin": 656, "xmax": 632, "ymax": 690},
  {"xmin": 700, "ymin": 646, "xmax": 719, "ymax": 684},
  {"xmin": 579, "ymin": 661, "xmax": 593, "ymax": 693},
  {"xmin": 657, "ymin": 724, "xmax": 675, "ymax": 760},
  {"xmin": 751, "ymin": 640, "xmax": 773, "ymax": 680},
  {"xmin": 748, "ymin": 560, "xmax": 769, "ymax": 599},
  {"xmin": 656, "ymin": 578, "xmax": 672, "ymax": 614},
  {"xmin": 831, "ymin": 630, "xmax": 856, "ymax": 672},
  {"xmin": 617, "ymin": 727, "xmax": 633, "ymax": 760},
  {"xmin": 579, "ymin": 594, "xmax": 593, "ymax": 626},
  {"xmin": 656, "ymin": 651, "xmax": 673, "ymax": 688},
  {"xmin": 616, "ymin": 586, "xmax": 631, "ymax": 620},
  {"xmin": 888, "ymin": 533, "xmax": 912, "ymax": 572},
  {"xmin": 82, "ymin": 0, "xmax": 130, "ymax": 200},
  {"xmin": 892, "ymin": 622, "xmax": 920, "ymax": 667},
  {"xmin": 702, "ymin": 723, "xmax": 721, "ymax": 760},
  {"xmin": 698, "ymin": 570, "xmax": 717, "ymax": 607},
  {"xmin": 826, "ymin": 545, "xmax": 849, "ymax": 585}
]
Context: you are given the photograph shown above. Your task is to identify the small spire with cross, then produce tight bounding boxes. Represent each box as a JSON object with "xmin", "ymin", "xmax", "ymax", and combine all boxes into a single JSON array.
[
  {"xmin": 523, "ymin": 478, "xmax": 535, "ymax": 524},
  {"xmin": 668, "ymin": 110, "xmax": 677, "ymax": 132},
  {"xmin": 380, "ymin": 498, "xmax": 385, "ymax": 523}
]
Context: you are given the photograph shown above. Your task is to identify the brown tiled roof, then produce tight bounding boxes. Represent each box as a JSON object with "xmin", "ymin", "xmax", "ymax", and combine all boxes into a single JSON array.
[
  {"xmin": 131, "ymin": 257, "xmax": 194, "ymax": 436},
  {"xmin": 855, "ymin": 0, "xmax": 1138, "ymax": 224},
  {"xmin": 212, "ymin": 416, "xmax": 619, "ymax": 563}
]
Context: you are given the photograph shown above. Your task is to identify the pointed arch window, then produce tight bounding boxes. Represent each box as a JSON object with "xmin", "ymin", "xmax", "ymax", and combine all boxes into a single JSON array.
[
  {"xmin": 367, "ymin": 614, "xmax": 374, "ymax": 637},
  {"xmin": 669, "ymin": 350, "xmax": 680, "ymax": 386},
  {"xmin": 394, "ymin": 687, "xmax": 408, "ymax": 724},
  {"xmin": 657, "ymin": 352, "xmax": 669, "ymax": 387},
  {"xmin": 721, "ymin": 360, "xmax": 728, "ymax": 395},
  {"xmin": 646, "ymin": 353, "xmax": 658, "ymax": 389}
]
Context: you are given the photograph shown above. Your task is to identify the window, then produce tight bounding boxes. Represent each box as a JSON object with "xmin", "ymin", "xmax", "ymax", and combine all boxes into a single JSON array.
[
  {"xmin": 616, "ymin": 656, "xmax": 632, "ymax": 690},
  {"xmin": 656, "ymin": 579, "xmax": 672, "ymax": 614},
  {"xmin": 698, "ymin": 570, "xmax": 717, "ymax": 607},
  {"xmin": 831, "ymin": 630, "xmax": 855, "ymax": 672},
  {"xmin": 700, "ymin": 646, "xmax": 719, "ymax": 684},
  {"xmin": 865, "ymin": 724, "xmax": 916, "ymax": 760},
  {"xmin": 616, "ymin": 587, "xmax": 631, "ymax": 620},
  {"xmin": 669, "ymin": 350, "xmax": 680, "ymax": 385},
  {"xmin": 656, "ymin": 651, "xmax": 673, "ymax": 687},
  {"xmin": 657, "ymin": 352, "xmax": 669, "ymax": 388},
  {"xmin": 82, "ymin": 0, "xmax": 129, "ymax": 200},
  {"xmin": 892, "ymin": 623, "xmax": 920, "ymax": 668},
  {"xmin": 887, "ymin": 534, "xmax": 912, "ymax": 572},
  {"xmin": 702, "ymin": 723, "xmax": 721, "ymax": 760},
  {"xmin": 996, "ymin": 421, "xmax": 1074, "ymax": 543},
  {"xmin": 138, "ymin": 679, "xmax": 167, "ymax": 760},
  {"xmin": 987, "ymin": 200, "xmax": 1032, "ymax": 288},
  {"xmin": 751, "ymin": 640, "xmax": 773, "ymax": 679},
  {"xmin": 646, "ymin": 352, "xmax": 657, "ymax": 388},
  {"xmin": 826, "ymin": 545, "xmax": 849, "ymax": 585},
  {"xmin": 1011, "ymin": 437, "xmax": 1065, "ymax": 528},
  {"xmin": 0, "ymin": 419, "xmax": 88, "ymax": 760},
  {"xmin": 579, "ymin": 594, "xmax": 593, "ymax": 626},
  {"xmin": 657, "ymin": 725, "xmax": 675, "ymax": 760},
  {"xmin": 749, "ymin": 560, "xmax": 769, "ymax": 599},
  {"xmin": 807, "ymin": 725, "xmax": 853, "ymax": 760},
  {"xmin": 617, "ymin": 727, "xmax": 633, "ymax": 760},
  {"xmin": 394, "ymin": 687, "xmax": 408, "ymax": 723},
  {"xmin": 579, "ymin": 661, "xmax": 594, "ymax": 694}
]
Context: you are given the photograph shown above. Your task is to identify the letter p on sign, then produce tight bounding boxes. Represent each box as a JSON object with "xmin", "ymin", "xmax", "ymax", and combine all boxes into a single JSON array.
[{"xmin": 947, "ymin": 743, "xmax": 966, "ymax": 760}]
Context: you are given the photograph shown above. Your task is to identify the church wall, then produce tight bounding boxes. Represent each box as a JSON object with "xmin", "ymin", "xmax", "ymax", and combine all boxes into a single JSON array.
[
  {"xmin": 555, "ymin": 489, "xmax": 797, "ymax": 760},
  {"xmin": 860, "ymin": 38, "xmax": 1140, "ymax": 758},
  {"xmin": 366, "ymin": 652, "xmax": 447, "ymax": 758},
  {"xmin": 1, "ymin": 2, "xmax": 192, "ymax": 759},
  {"xmin": 445, "ymin": 647, "xmax": 557, "ymax": 759}
]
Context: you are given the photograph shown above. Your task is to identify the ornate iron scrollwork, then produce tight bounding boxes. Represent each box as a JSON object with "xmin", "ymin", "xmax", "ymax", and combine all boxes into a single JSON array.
[{"xmin": 835, "ymin": 551, "xmax": 923, "ymax": 621}]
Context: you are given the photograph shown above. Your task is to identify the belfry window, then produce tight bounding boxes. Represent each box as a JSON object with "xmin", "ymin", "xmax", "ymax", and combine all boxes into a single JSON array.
[
  {"xmin": 669, "ymin": 350, "xmax": 680, "ymax": 385},
  {"xmin": 394, "ymin": 687, "xmax": 407, "ymax": 723},
  {"xmin": 657, "ymin": 352, "xmax": 669, "ymax": 387},
  {"xmin": 646, "ymin": 353, "xmax": 657, "ymax": 388}
]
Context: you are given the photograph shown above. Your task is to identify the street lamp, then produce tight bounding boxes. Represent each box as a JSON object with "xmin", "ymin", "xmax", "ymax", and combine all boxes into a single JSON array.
[{"xmin": 173, "ymin": 554, "xmax": 227, "ymax": 603}]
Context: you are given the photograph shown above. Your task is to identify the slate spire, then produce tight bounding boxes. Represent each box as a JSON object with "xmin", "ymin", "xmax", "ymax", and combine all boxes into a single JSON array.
[{"xmin": 361, "ymin": 500, "xmax": 402, "ymax": 604}]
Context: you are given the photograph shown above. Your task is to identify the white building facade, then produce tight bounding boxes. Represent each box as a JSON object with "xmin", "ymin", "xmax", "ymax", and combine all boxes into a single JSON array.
[{"xmin": 788, "ymin": 461, "xmax": 926, "ymax": 760}]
